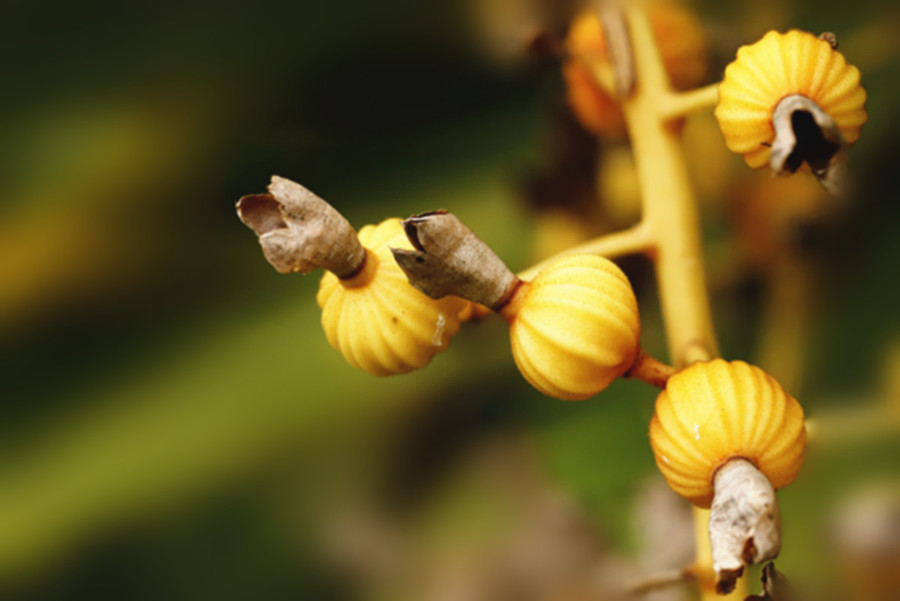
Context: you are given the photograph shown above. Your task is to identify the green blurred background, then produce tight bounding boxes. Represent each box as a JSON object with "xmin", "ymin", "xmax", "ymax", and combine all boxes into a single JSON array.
[{"xmin": 2, "ymin": 0, "xmax": 899, "ymax": 599}]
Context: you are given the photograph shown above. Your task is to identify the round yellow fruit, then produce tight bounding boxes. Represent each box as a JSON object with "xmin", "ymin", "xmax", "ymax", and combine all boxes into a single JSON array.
[
  {"xmin": 716, "ymin": 30, "xmax": 867, "ymax": 168},
  {"xmin": 317, "ymin": 219, "xmax": 465, "ymax": 376},
  {"xmin": 502, "ymin": 254, "xmax": 640, "ymax": 400},
  {"xmin": 649, "ymin": 359, "xmax": 807, "ymax": 507}
]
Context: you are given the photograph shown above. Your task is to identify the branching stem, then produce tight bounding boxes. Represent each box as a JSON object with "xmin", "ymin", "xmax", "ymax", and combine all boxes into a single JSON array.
[
  {"xmin": 660, "ymin": 83, "xmax": 720, "ymax": 121},
  {"xmin": 625, "ymin": 349, "xmax": 676, "ymax": 389},
  {"xmin": 517, "ymin": 220, "xmax": 654, "ymax": 281}
]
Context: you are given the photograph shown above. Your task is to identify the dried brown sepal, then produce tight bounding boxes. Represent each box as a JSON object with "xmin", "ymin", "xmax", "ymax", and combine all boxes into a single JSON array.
[
  {"xmin": 818, "ymin": 32, "xmax": 838, "ymax": 50},
  {"xmin": 770, "ymin": 94, "xmax": 847, "ymax": 194},
  {"xmin": 744, "ymin": 562, "xmax": 794, "ymax": 600},
  {"xmin": 710, "ymin": 459, "xmax": 782, "ymax": 595},
  {"xmin": 236, "ymin": 175, "xmax": 366, "ymax": 278},
  {"xmin": 391, "ymin": 210, "xmax": 520, "ymax": 311}
]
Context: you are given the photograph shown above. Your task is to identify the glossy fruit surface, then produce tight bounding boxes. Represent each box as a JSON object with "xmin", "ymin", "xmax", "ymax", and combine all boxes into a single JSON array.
[
  {"xmin": 317, "ymin": 219, "xmax": 465, "ymax": 376},
  {"xmin": 650, "ymin": 359, "xmax": 807, "ymax": 507},
  {"xmin": 505, "ymin": 254, "xmax": 640, "ymax": 400}
]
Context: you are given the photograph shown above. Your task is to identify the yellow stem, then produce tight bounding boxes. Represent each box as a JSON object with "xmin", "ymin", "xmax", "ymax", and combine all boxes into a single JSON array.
[
  {"xmin": 621, "ymin": 7, "xmax": 719, "ymax": 368},
  {"xmin": 617, "ymin": 6, "xmax": 739, "ymax": 599},
  {"xmin": 625, "ymin": 349, "xmax": 676, "ymax": 389},
  {"xmin": 517, "ymin": 221, "xmax": 653, "ymax": 281},
  {"xmin": 660, "ymin": 83, "xmax": 720, "ymax": 121}
]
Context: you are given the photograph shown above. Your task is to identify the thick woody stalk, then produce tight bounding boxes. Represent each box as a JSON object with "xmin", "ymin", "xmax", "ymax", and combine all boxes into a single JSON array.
[
  {"xmin": 391, "ymin": 210, "xmax": 520, "ymax": 311},
  {"xmin": 236, "ymin": 175, "xmax": 366, "ymax": 278}
]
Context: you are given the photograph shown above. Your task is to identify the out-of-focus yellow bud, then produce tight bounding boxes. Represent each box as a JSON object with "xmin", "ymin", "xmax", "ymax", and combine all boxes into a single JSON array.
[
  {"xmin": 716, "ymin": 30, "xmax": 867, "ymax": 170},
  {"xmin": 649, "ymin": 359, "xmax": 807, "ymax": 507},
  {"xmin": 564, "ymin": 4, "xmax": 708, "ymax": 138},
  {"xmin": 317, "ymin": 219, "xmax": 466, "ymax": 376},
  {"xmin": 500, "ymin": 254, "xmax": 641, "ymax": 400}
]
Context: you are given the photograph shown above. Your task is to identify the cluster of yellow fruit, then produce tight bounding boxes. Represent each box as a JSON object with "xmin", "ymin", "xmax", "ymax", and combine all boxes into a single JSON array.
[
  {"xmin": 236, "ymin": 178, "xmax": 640, "ymax": 398},
  {"xmin": 236, "ymin": 10, "xmax": 871, "ymax": 513},
  {"xmin": 310, "ymin": 207, "xmax": 641, "ymax": 402},
  {"xmin": 238, "ymin": 181, "xmax": 808, "ymax": 507}
]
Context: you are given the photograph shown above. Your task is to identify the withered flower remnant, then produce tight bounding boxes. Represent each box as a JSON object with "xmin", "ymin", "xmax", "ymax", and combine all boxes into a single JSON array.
[
  {"xmin": 237, "ymin": 176, "xmax": 365, "ymax": 277},
  {"xmin": 237, "ymin": 177, "xmax": 464, "ymax": 376}
]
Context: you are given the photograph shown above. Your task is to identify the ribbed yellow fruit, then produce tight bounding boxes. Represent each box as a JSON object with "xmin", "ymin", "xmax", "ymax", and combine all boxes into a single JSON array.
[
  {"xmin": 649, "ymin": 359, "xmax": 807, "ymax": 507},
  {"xmin": 716, "ymin": 30, "xmax": 867, "ymax": 168},
  {"xmin": 317, "ymin": 219, "xmax": 465, "ymax": 376},
  {"xmin": 502, "ymin": 254, "xmax": 640, "ymax": 400}
]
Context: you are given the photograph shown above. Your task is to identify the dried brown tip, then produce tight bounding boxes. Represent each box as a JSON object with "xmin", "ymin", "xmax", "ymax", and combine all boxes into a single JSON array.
[
  {"xmin": 742, "ymin": 562, "xmax": 793, "ymax": 600},
  {"xmin": 710, "ymin": 459, "xmax": 782, "ymax": 595},
  {"xmin": 390, "ymin": 211, "xmax": 520, "ymax": 310},
  {"xmin": 818, "ymin": 31, "xmax": 839, "ymax": 49},
  {"xmin": 236, "ymin": 176, "xmax": 366, "ymax": 278},
  {"xmin": 770, "ymin": 94, "xmax": 847, "ymax": 194}
]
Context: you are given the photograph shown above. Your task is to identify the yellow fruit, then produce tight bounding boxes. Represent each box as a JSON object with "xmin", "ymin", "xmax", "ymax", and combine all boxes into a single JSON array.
[
  {"xmin": 716, "ymin": 30, "xmax": 868, "ymax": 168},
  {"xmin": 649, "ymin": 359, "xmax": 807, "ymax": 507},
  {"xmin": 317, "ymin": 219, "xmax": 465, "ymax": 376},
  {"xmin": 501, "ymin": 254, "xmax": 640, "ymax": 400}
]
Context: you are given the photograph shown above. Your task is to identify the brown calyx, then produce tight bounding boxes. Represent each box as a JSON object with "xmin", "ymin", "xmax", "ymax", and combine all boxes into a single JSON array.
[
  {"xmin": 709, "ymin": 458, "xmax": 782, "ymax": 595},
  {"xmin": 236, "ymin": 175, "xmax": 366, "ymax": 278},
  {"xmin": 770, "ymin": 94, "xmax": 846, "ymax": 194},
  {"xmin": 391, "ymin": 210, "xmax": 521, "ymax": 311}
]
